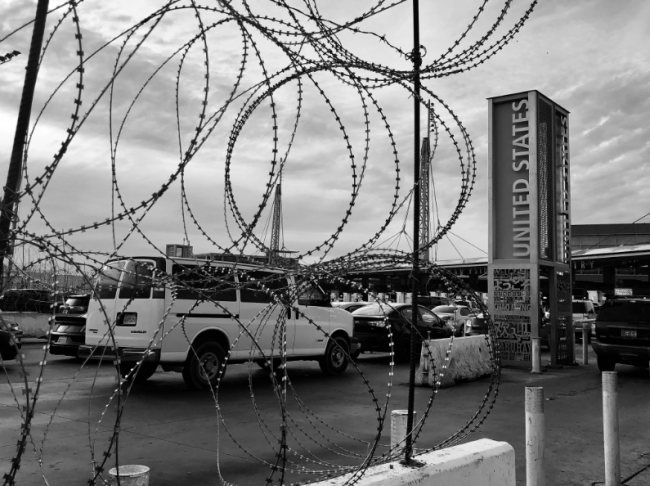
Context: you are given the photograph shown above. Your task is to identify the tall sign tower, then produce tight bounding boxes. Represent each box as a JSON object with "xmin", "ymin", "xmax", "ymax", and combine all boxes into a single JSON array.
[
  {"xmin": 488, "ymin": 90, "xmax": 572, "ymax": 369},
  {"xmin": 418, "ymin": 136, "xmax": 431, "ymax": 263}
]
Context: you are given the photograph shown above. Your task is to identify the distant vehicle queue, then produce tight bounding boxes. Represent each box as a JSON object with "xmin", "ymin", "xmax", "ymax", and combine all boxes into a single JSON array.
[{"xmin": 1, "ymin": 270, "xmax": 488, "ymax": 374}]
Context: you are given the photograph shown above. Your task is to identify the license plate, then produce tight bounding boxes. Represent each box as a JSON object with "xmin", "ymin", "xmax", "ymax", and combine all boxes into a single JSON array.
[
  {"xmin": 58, "ymin": 337, "xmax": 70, "ymax": 344},
  {"xmin": 621, "ymin": 330, "xmax": 636, "ymax": 338}
]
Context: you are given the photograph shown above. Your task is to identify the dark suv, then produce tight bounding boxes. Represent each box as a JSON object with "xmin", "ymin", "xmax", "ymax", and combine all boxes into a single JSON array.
[
  {"xmin": 48, "ymin": 294, "xmax": 91, "ymax": 357},
  {"xmin": 591, "ymin": 298, "xmax": 650, "ymax": 372}
]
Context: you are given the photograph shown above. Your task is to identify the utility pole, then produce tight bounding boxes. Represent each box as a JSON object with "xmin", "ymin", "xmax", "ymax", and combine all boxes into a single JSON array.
[
  {"xmin": 404, "ymin": 0, "xmax": 422, "ymax": 465},
  {"xmin": 0, "ymin": 0, "xmax": 50, "ymax": 290}
]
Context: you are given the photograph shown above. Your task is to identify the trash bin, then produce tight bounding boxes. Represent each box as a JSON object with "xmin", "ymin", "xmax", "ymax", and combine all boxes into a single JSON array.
[{"xmin": 108, "ymin": 465, "xmax": 150, "ymax": 486}]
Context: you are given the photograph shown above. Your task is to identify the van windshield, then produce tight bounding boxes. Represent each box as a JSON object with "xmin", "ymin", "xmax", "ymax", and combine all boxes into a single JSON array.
[
  {"xmin": 96, "ymin": 261, "xmax": 125, "ymax": 299},
  {"xmin": 119, "ymin": 261, "xmax": 154, "ymax": 299},
  {"xmin": 95, "ymin": 260, "xmax": 154, "ymax": 300}
]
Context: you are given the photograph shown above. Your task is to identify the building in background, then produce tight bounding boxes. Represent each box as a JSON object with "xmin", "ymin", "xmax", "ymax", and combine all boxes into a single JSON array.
[{"xmin": 572, "ymin": 223, "xmax": 650, "ymax": 299}]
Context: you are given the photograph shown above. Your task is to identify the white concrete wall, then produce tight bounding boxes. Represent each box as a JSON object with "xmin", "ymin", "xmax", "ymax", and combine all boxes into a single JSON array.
[
  {"xmin": 415, "ymin": 335, "xmax": 495, "ymax": 388},
  {"xmin": 316, "ymin": 439, "xmax": 515, "ymax": 486}
]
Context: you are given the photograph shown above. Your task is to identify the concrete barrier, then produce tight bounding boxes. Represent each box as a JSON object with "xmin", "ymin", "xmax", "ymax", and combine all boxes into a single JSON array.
[
  {"xmin": 315, "ymin": 439, "xmax": 514, "ymax": 486},
  {"xmin": 415, "ymin": 335, "xmax": 495, "ymax": 388},
  {"xmin": 1, "ymin": 312, "xmax": 51, "ymax": 338}
]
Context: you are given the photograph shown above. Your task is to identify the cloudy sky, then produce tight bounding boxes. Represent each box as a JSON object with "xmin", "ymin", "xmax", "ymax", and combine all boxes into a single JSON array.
[{"xmin": 1, "ymin": 0, "xmax": 649, "ymax": 269}]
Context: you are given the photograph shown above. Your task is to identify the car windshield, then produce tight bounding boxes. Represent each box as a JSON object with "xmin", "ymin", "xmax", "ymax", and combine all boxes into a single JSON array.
[{"xmin": 434, "ymin": 305, "xmax": 455, "ymax": 313}]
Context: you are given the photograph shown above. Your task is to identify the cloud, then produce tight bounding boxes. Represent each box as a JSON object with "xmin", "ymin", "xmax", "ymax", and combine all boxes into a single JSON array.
[{"xmin": 2, "ymin": 0, "xmax": 650, "ymax": 266}]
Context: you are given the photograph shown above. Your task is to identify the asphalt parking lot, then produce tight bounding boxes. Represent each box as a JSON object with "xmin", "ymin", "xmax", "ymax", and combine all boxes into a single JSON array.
[{"xmin": 2, "ymin": 341, "xmax": 650, "ymax": 486}]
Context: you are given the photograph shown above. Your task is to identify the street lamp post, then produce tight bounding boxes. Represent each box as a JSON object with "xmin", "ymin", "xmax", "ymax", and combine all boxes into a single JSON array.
[{"xmin": 404, "ymin": 0, "xmax": 422, "ymax": 465}]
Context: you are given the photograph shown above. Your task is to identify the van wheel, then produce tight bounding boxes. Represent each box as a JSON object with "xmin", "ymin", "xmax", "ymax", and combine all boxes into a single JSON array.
[
  {"xmin": 120, "ymin": 362, "xmax": 158, "ymax": 383},
  {"xmin": 183, "ymin": 342, "xmax": 226, "ymax": 390},
  {"xmin": 319, "ymin": 337, "xmax": 349, "ymax": 375},
  {"xmin": 597, "ymin": 355, "xmax": 616, "ymax": 372},
  {"xmin": 256, "ymin": 358, "xmax": 281, "ymax": 371}
]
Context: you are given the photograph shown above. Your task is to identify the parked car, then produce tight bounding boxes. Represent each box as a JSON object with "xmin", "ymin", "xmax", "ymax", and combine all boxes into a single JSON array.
[
  {"xmin": 417, "ymin": 295, "xmax": 451, "ymax": 308},
  {"xmin": 592, "ymin": 297, "xmax": 650, "ymax": 372},
  {"xmin": 48, "ymin": 294, "xmax": 91, "ymax": 357},
  {"xmin": 0, "ymin": 312, "xmax": 23, "ymax": 361},
  {"xmin": 573, "ymin": 299, "xmax": 597, "ymax": 343},
  {"xmin": 454, "ymin": 299, "xmax": 474, "ymax": 309},
  {"xmin": 331, "ymin": 301, "xmax": 370, "ymax": 314},
  {"xmin": 351, "ymin": 303, "xmax": 453, "ymax": 362},
  {"xmin": 431, "ymin": 305, "xmax": 473, "ymax": 336},
  {"xmin": 0, "ymin": 289, "xmax": 52, "ymax": 313},
  {"xmin": 465, "ymin": 312, "xmax": 490, "ymax": 335}
]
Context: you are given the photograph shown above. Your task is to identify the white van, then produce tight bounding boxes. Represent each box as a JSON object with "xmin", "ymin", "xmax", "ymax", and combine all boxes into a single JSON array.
[
  {"xmin": 78, "ymin": 255, "xmax": 357, "ymax": 389},
  {"xmin": 572, "ymin": 299, "xmax": 597, "ymax": 343}
]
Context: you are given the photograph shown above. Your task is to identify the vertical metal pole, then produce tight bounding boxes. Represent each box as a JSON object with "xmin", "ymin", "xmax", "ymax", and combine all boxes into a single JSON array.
[
  {"xmin": 548, "ymin": 270, "xmax": 558, "ymax": 367},
  {"xmin": 571, "ymin": 325, "xmax": 577, "ymax": 364},
  {"xmin": 582, "ymin": 327, "xmax": 589, "ymax": 365},
  {"xmin": 525, "ymin": 387, "xmax": 545, "ymax": 486},
  {"xmin": 531, "ymin": 337, "xmax": 542, "ymax": 373},
  {"xmin": 602, "ymin": 372, "xmax": 620, "ymax": 486},
  {"xmin": 0, "ymin": 0, "xmax": 50, "ymax": 289},
  {"xmin": 404, "ymin": 0, "xmax": 421, "ymax": 464}
]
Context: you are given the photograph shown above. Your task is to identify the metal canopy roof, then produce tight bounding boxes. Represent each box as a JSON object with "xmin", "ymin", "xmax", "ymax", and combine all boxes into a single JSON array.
[{"xmin": 571, "ymin": 243, "xmax": 650, "ymax": 262}]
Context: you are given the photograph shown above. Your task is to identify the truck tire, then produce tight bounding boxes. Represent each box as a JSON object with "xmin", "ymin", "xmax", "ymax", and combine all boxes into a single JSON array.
[
  {"xmin": 256, "ymin": 358, "xmax": 282, "ymax": 372},
  {"xmin": 183, "ymin": 342, "xmax": 226, "ymax": 390},
  {"xmin": 319, "ymin": 337, "xmax": 349, "ymax": 375},
  {"xmin": 120, "ymin": 362, "xmax": 158, "ymax": 383}
]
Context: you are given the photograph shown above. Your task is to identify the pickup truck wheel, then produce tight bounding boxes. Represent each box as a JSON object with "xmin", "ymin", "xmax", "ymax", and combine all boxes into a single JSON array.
[
  {"xmin": 319, "ymin": 337, "xmax": 349, "ymax": 375},
  {"xmin": 119, "ymin": 362, "xmax": 157, "ymax": 383},
  {"xmin": 597, "ymin": 355, "xmax": 616, "ymax": 372},
  {"xmin": 183, "ymin": 342, "xmax": 226, "ymax": 390}
]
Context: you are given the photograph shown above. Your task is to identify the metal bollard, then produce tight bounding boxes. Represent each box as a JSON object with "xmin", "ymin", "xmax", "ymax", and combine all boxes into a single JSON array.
[
  {"xmin": 525, "ymin": 387, "xmax": 545, "ymax": 486},
  {"xmin": 531, "ymin": 337, "xmax": 542, "ymax": 373},
  {"xmin": 391, "ymin": 410, "xmax": 416, "ymax": 453},
  {"xmin": 571, "ymin": 329, "xmax": 577, "ymax": 364},
  {"xmin": 582, "ymin": 326, "xmax": 589, "ymax": 365},
  {"xmin": 602, "ymin": 372, "xmax": 621, "ymax": 486},
  {"xmin": 108, "ymin": 465, "xmax": 150, "ymax": 486}
]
